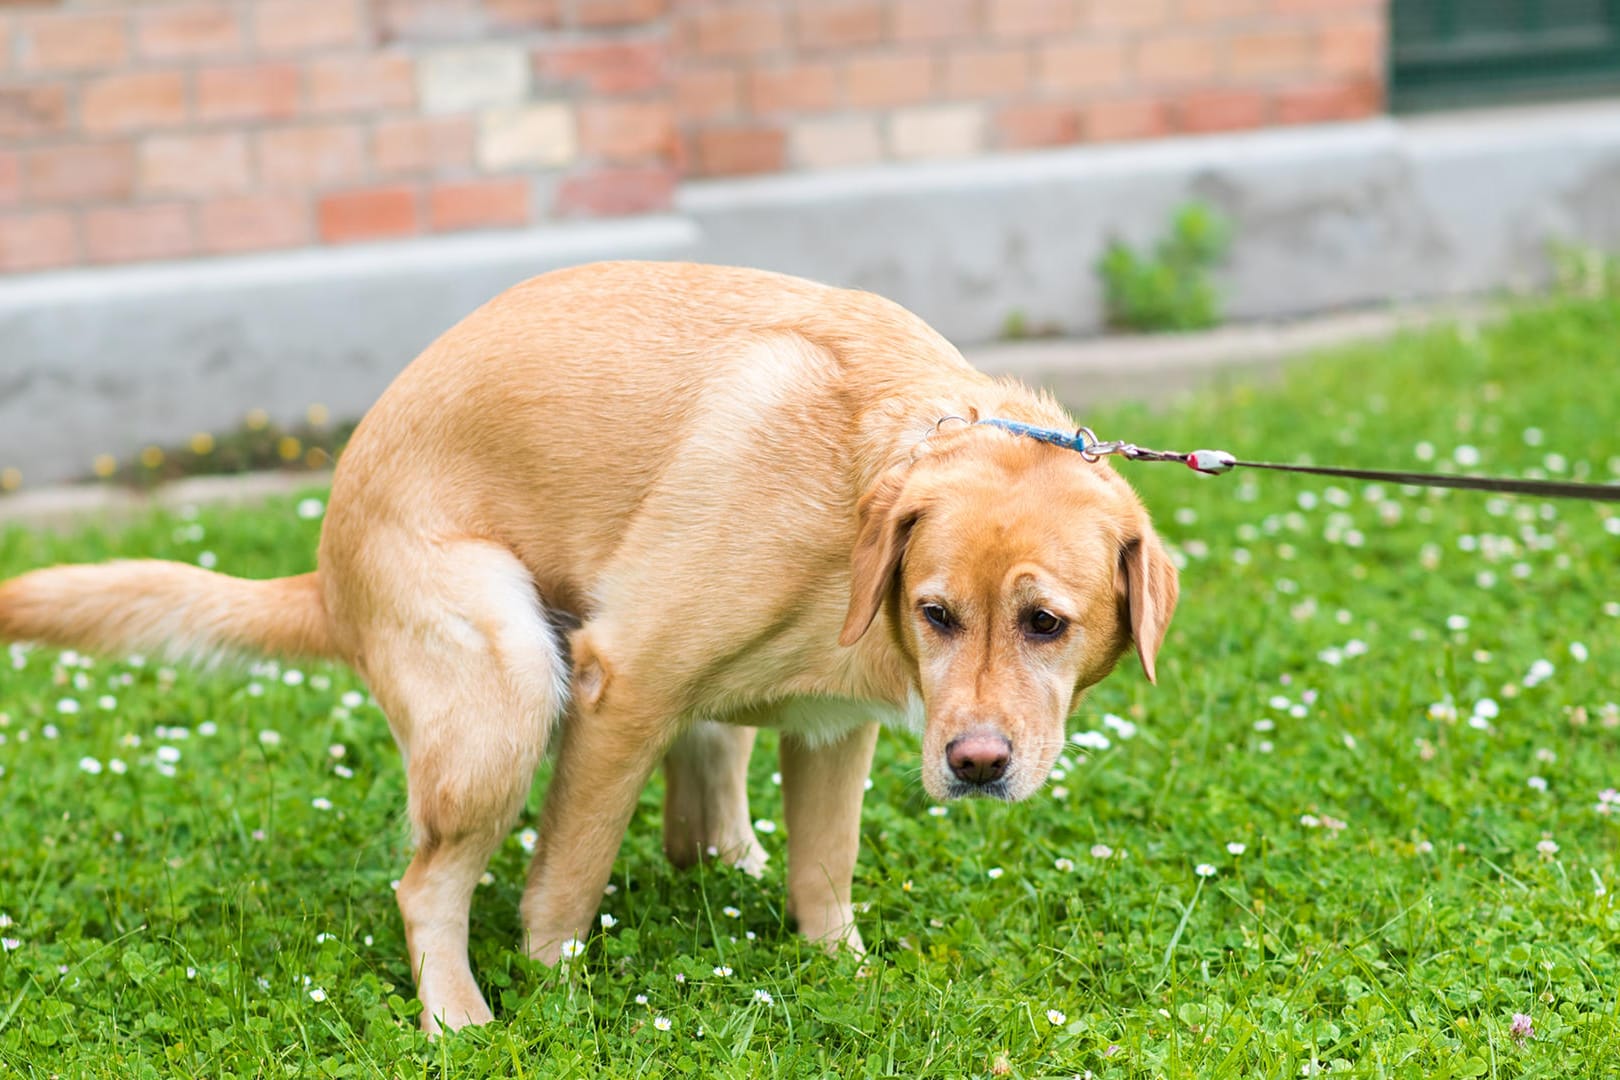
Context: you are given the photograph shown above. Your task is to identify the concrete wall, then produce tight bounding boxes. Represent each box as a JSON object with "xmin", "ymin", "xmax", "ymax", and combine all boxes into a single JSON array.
[{"xmin": 4, "ymin": 100, "xmax": 1620, "ymax": 488}]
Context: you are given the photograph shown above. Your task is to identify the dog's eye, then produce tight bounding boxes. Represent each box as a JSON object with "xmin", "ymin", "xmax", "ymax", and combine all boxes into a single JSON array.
[
  {"xmin": 921, "ymin": 603, "xmax": 956, "ymax": 632},
  {"xmin": 1025, "ymin": 609, "xmax": 1066, "ymax": 638}
]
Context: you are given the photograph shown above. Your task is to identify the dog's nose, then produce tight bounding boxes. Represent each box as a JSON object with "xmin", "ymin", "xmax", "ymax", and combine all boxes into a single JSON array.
[{"xmin": 946, "ymin": 733, "xmax": 1011, "ymax": 785}]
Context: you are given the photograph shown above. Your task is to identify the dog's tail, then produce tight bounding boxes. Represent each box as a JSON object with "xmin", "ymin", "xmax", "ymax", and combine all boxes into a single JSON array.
[{"xmin": 0, "ymin": 561, "xmax": 338, "ymax": 666}]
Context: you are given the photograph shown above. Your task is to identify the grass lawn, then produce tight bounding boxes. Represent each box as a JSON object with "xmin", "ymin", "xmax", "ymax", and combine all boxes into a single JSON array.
[{"xmin": 2, "ymin": 292, "xmax": 1619, "ymax": 1078}]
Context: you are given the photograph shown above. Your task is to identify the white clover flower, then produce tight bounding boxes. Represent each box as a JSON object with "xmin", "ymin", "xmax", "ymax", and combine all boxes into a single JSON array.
[
  {"xmin": 1537, "ymin": 839, "xmax": 1559, "ymax": 857},
  {"xmin": 1046, "ymin": 1008, "xmax": 1066, "ymax": 1025},
  {"xmin": 1415, "ymin": 840, "xmax": 1434, "ymax": 854},
  {"xmin": 1101, "ymin": 713, "xmax": 1137, "ymax": 739},
  {"xmin": 1089, "ymin": 844, "xmax": 1113, "ymax": 860},
  {"xmin": 328, "ymin": 743, "xmax": 346, "ymax": 759},
  {"xmin": 1054, "ymin": 857, "xmax": 1074, "ymax": 872},
  {"xmin": 1528, "ymin": 776, "xmax": 1548, "ymax": 792},
  {"xmin": 653, "ymin": 1016, "xmax": 672, "ymax": 1031},
  {"xmin": 258, "ymin": 729, "xmax": 281, "ymax": 746},
  {"xmin": 155, "ymin": 746, "xmax": 181, "ymax": 764}
]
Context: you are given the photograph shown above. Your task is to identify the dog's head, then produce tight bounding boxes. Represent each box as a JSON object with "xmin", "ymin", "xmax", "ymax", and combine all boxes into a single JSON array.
[{"xmin": 839, "ymin": 425, "xmax": 1178, "ymax": 801}]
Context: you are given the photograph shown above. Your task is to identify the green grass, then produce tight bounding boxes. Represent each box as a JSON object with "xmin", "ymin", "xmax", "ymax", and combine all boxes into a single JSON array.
[{"xmin": 2, "ymin": 295, "xmax": 1620, "ymax": 1078}]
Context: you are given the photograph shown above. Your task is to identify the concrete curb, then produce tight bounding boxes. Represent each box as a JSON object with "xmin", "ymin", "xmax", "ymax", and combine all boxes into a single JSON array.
[
  {"xmin": 969, "ymin": 301, "xmax": 1494, "ymax": 409},
  {"xmin": 0, "ymin": 298, "xmax": 1482, "ymax": 532},
  {"xmin": 0, "ymin": 470, "xmax": 333, "ymax": 533}
]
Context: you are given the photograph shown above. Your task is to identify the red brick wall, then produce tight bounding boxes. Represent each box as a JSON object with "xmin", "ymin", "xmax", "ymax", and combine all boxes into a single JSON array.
[
  {"xmin": 0, "ymin": 0, "xmax": 1384, "ymax": 273},
  {"xmin": 678, "ymin": 0, "xmax": 1384, "ymax": 174}
]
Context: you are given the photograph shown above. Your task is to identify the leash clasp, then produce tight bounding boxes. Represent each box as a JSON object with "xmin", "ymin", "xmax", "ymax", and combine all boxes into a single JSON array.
[{"xmin": 1080, "ymin": 426, "xmax": 1235, "ymax": 475}]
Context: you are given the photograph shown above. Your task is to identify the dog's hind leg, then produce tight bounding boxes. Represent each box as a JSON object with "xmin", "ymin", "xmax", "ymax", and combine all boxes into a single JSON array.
[
  {"xmin": 662, "ymin": 721, "xmax": 768, "ymax": 877},
  {"xmin": 347, "ymin": 540, "xmax": 566, "ymax": 1035}
]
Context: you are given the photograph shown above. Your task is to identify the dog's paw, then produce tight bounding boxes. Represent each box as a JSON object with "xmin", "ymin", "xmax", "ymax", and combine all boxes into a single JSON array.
[{"xmin": 730, "ymin": 837, "xmax": 769, "ymax": 879}]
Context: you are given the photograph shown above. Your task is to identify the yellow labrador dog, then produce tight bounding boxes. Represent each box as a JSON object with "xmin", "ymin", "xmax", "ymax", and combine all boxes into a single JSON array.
[{"xmin": 0, "ymin": 261, "xmax": 1176, "ymax": 1033}]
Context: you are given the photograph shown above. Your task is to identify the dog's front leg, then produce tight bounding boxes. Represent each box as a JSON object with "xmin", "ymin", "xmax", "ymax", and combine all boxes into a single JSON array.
[
  {"xmin": 780, "ymin": 722, "xmax": 880, "ymax": 953},
  {"xmin": 663, "ymin": 721, "xmax": 769, "ymax": 877},
  {"xmin": 521, "ymin": 676, "xmax": 676, "ymax": 964}
]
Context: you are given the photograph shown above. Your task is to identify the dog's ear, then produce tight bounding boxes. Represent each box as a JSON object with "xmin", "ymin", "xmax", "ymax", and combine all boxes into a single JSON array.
[
  {"xmin": 839, "ymin": 471, "xmax": 921, "ymax": 647},
  {"xmin": 1117, "ymin": 525, "xmax": 1179, "ymax": 683}
]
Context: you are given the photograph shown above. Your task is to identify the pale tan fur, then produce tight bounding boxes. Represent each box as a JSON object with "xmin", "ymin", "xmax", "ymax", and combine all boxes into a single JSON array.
[{"xmin": 0, "ymin": 261, "xmax": 1177, "ymax": 1034}]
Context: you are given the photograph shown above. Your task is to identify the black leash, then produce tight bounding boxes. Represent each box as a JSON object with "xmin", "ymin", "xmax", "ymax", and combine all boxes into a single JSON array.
[{"xmin": 975, "ymin": 419, "xmax": 1620, "ymax": 503}]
